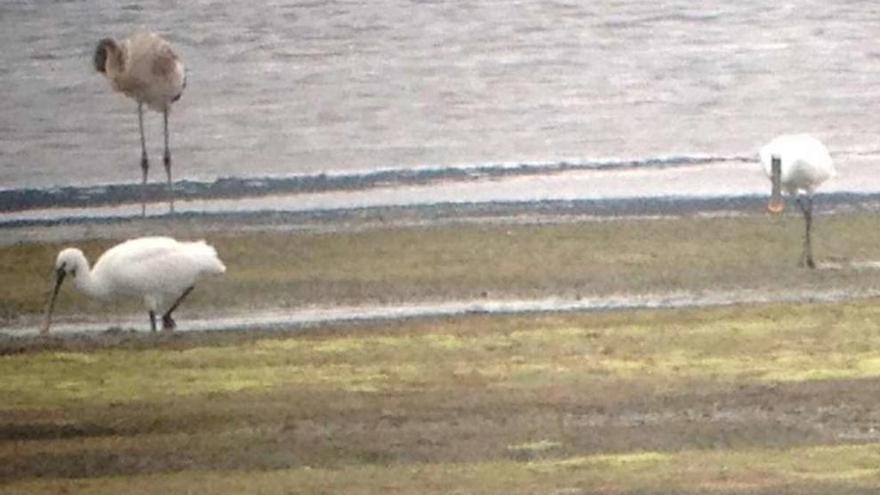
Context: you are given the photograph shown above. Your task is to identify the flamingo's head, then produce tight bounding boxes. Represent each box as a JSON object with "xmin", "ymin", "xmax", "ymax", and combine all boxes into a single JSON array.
[{"xmin": 93, "ymin": 38, "xmax": 119, "ymax": 74}]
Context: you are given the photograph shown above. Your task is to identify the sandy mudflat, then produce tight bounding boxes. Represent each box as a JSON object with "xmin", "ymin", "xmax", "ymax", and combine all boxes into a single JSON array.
[{"xmin": 4, "ymin": 197, "xmax": 880, "ymax": 339}]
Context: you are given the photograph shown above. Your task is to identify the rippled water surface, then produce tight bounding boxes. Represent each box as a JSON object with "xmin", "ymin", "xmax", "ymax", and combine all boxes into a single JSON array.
[{"xmin": 2, "ymin": 0, "xmax": 880, "ymax": 190}]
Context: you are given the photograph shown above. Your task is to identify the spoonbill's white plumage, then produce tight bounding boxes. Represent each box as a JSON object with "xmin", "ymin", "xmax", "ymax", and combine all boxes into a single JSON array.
[
  {"xmin": 43, "ymin": 237, "xmax": 225, "ymax": 334},
  {"xmin": 94, "ymin": 31, "xmax": 186, "ymax": 216},
  {"xmin": 760, "ymin": 133, "xmax": 836, "ymax": 268}
]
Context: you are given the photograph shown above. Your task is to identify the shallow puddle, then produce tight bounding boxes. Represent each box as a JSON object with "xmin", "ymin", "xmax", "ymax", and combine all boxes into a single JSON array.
[{"xmin": 6, "ymin": 287, "xmax": 880, "ymax": 338}]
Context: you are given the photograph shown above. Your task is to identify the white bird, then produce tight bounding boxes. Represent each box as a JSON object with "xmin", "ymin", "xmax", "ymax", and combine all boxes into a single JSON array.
[
  {"xmin": 93, "ymin": 31, "xmax": 186, "ymax": 216},
  {"xmin": 760, "ymin": 133, "xmax": 836, "ymax": 269},
  {"xmin": 42, "ymin": 237, "xmax": 226, "ymax": 334}
]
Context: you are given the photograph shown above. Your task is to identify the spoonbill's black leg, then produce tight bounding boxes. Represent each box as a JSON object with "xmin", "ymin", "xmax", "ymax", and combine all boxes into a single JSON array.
[
  {"xmin": 162, "ymin": 286, "xmax": 194, "ymax": 331},
  {"xmin": 796, "ymin": 195, "xmax": 815, "ymax": 269}
]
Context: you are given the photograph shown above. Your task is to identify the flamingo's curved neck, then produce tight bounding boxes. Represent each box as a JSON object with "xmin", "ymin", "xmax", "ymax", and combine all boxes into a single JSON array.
[{"xmin": 105, "ymin": 43, "xmax": 126, "ymax": 77}]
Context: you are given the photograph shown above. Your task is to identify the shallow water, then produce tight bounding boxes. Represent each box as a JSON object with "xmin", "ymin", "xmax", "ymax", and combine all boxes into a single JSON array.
[
  {"xmin": 6, "ymin": 285, "xmax": 880, "ymax": 337},
  {"xmin": 2, "ymin": 0, "xmax": 880, "ymax": 193}
]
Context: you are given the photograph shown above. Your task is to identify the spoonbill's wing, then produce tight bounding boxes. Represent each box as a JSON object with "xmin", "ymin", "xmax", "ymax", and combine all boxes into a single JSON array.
[
  {"xmin": 760, "ymin": 134, "xmax": 835, "ymax": 190},
  {"xmin": 92, "ymin": 237, "xmax": 223, "ymax": 297}
]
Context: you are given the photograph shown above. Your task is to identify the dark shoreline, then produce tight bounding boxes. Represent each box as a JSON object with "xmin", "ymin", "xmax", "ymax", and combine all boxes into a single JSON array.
[
  {"xmin": 0, "ymin": 154, "xmax": 753, "ymax": 213},
  {"xmin": 2, "ymin": 192, "xmax": 879, "ymax": 231}
]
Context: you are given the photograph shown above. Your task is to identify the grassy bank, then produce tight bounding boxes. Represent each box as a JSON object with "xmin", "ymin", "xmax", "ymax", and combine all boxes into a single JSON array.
[
  {"xmin": 3, "ymin": 301, "xmax": 880, "ymax": 493},
  {"xmin": 3, "ymin": 210, "xmax": 880, "ymax": 326}
]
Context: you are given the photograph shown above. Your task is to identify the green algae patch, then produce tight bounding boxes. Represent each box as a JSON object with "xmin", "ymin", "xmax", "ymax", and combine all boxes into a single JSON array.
[
  {"xmin": 8, "ymin": 444, "xmax": 880, "ymax": 495},
  {"xmin": 6, "ymin": 299, "xmax": 880, "ymax": 493},
  {"xmin": 9, "ymin": 299, "xmax": 880, "ymax": 410}
]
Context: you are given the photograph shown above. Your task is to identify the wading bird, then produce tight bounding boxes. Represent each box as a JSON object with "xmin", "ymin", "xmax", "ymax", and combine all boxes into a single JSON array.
[
  {"xmin": 42, "ymin": 237, "xmax": 225, "ymax": 334},
  {"xmin": 760, "ymin": 133, "xmax": 836, "ymax": 269},
  {"xmin": 93, "ymin": 31, "xmax": 186, "ymax": 216}
]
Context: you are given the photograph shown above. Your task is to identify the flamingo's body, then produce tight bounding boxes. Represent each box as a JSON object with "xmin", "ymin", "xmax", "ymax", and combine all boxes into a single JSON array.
[
  {"xmin": 43, "ymin": 237, "xmax": 225, "ymax": 334},
  {"xmin": 94, "ymin": 31, "xmax": 186, "ymax": 216},
  {"xmin": 760, "ymin": 133, "xmax": 836, "ymax": 268}
]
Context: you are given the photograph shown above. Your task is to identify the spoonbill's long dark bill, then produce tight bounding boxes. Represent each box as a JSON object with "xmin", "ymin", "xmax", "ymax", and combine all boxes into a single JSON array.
[
  {"xmin": 94, "ymin": 31, "xmax": 186, "ymax": 216},
  {"xmin": 42, "ymin": 237, "xmax": 226, "ymax": 334},
  {"xmin": 760, "ymin": 133, "xmax": 836, "ymax": 269}
]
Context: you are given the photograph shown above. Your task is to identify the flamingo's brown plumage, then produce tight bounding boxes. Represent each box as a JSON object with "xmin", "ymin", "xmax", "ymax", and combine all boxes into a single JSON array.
[{"xmin": 94, "ymin": 31, "xmax": 186, "ymax": 216}]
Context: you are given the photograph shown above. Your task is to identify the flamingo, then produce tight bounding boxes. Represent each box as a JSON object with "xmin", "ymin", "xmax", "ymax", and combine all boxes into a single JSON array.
[
  {"xmin": 760, "ymin": 134, "xmax": 836, "ymax": 269},
  {"xmin": 93, "ymin": 31, "xmax": 186, "ymax": 216},
  {"xmin": 42, "ymin": 237, "xmax": 226, "ymax": 334}
]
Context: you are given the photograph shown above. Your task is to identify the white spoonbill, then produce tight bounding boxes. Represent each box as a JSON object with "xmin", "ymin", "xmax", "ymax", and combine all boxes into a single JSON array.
[
  {"xmin": 94, "ymin": 31, "xmax": 186, "ymax": 216},
  {"xmin": 42, "ymin": 237, "xmax": 225, "ymax": 334},
  {"xmin": 760, "ymin": 133, "xmax": 836, "ymax": 269}
]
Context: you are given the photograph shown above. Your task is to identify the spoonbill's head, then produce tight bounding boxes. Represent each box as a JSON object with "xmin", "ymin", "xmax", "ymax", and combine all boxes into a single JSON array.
[
  {"xmin": 93, "ymin": 38, "xmax": 119, "ymax": 74},
  {"xmin": 767, "ymin": 155, "xmax": 785, "ymax": 214},
  {"xmin": 42, "ymin": 248, "xmax": 85, "ymax": 335}
]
